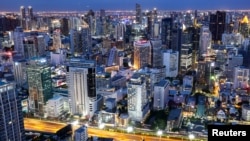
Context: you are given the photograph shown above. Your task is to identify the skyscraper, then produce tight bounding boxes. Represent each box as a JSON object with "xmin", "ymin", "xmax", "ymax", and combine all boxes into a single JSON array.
[
  {"xmin": 67, "ymin": 59, "xmax": 99, "ymax": 118},
  {"xmin": 0, "ymin": 81, "xmax": 25, "ymax": 141},
  {"xmin": 133, "ymin": 40, "xmax": 151, "ymax": 70},
  {"xmin": 135, "ymin": 3, "xmax": 142, "ymax": 24},
  {"xmin": 27, "ymin": 62, "xmax": 52, "ymax": 116},
  {"xmin": 127, "ymin": 73, "xmax": 149, "ymax": 122},
  {"xmin": 27, "ymin": 6, "xmax": 33, "ymax": 20},
  {"xmin": 20, "ymin": 6, "xmax": 26, "ymax": 29},
  {"xmin": 13, "ymin": 27, "xmax": 24, "ymax": 57},
  {"xmin": 209, "ymin": 11, "xmax": 226, "ymax": 43},
  {"xmin": 161, "ymin": 18, "xmax": 173, "ymax": 49}
]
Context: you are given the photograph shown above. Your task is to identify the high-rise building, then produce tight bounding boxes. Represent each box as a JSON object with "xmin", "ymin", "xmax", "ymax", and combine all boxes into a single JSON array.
[
  {"xmin": 135, "ymin": 3, "xmax": 142, "ymax": 24},
  {"xmin": 0, "ymin": 81, "xmax": 25, "ymax": 141},
  {"xmin": 107, "ymin": 46, "xmax": 118, "ymax": 67},
  {"xmin": 209, "ymin": 11, "xmax": 226, "ymax": 43},
  {"xmin": 67, "ymin": 59, "xmax": 100, "ymax": 118},
  {"xmin": 13, "ymin": 60, "xmax": 27, "ymax": 87},
  {"xmin": 161, "ymin": 18, "xmax": 173, "ymax": 49},
  {"xmin": 162, "ymin": 49, "xmax": 179, "ymax": 77},
  {"xmin": 13, "ymin": 27, "xmax": 24, "ymax": 57},
  {"xmin": 52, "ymin": 29, "xmax": 62, "ymax": 52},
  {"xmin": 27, "ymin": 62, "xmax": 52, "ymax": 116},
  {"xmin": 133, "ymin": 40, "xmax": 151, "ymax": 70},
  {"xmin": 150, "ymin": 39, "xmax": 162, "ymax": 67},
  {"xmin": 23, "ymin": 36, "xmax": 39, "ymax": 59},
  {"xmin": 27, "ymin": 6, "xmax": 33, "ymax": 20},
  {"xmin": 153, "ymin": 80, "xmax": 170, "ymax": 110},
  {"xmin": 180, "ymin": 44, "xmax": 192, "ymax": 74},
  {"xmin": 199, "ymin": 26, "xmax": 212, "ymax": 57},
  {"xmin": 114, "ymin": 23, "xmax": 125, "ymax": 41},
  {"xmin": 239, "ymin": 15, "xmax": 249, "ymax": 38},
  {"xmin": 127, "ymin": 73, "xmax": 149, "ymax": 122},
  {"xmin": 20, "ymin": 6, "xmax": 26, "ymax": 29}
]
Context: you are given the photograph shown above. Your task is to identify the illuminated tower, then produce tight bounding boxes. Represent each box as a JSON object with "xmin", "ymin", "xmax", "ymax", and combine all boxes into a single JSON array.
[
  {"xmin": 133, "ymin": 40, "xmax": 151, "ymax": 70},
  {"xmin": 239, "ymin": 15, "xmax": 249, "ymax": 38},
  {"xmin": 0, "ymin": 81, "xmax": 25, "ymax": 141},
  {"xmin": 27, "ymin": 61, "xmax": 52, "ymax": 117}
]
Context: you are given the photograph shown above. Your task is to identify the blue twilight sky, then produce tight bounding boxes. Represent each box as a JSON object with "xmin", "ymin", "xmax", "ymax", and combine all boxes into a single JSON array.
[{"xmin": 0, "ymin": 0, "xmax": 250, "ymax": 11}]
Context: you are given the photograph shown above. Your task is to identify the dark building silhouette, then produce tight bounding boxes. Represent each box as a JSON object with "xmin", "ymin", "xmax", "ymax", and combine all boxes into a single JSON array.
[
  {"xmin": 161, "ymin": 18, "xmax": 173, "ymax": 49},
  {"xmin": 209, "ymin": 11, "xmax": 226, "ymax": 43}
]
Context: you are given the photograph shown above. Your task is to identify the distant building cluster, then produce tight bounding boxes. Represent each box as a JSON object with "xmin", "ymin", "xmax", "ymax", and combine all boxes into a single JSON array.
[{"xmin": 1, "ymin": 3, "xmax": 250, "ymax": 140}]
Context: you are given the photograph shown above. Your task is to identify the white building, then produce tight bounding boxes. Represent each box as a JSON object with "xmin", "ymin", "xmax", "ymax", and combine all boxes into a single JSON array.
[
  {"xmin": 13, "ymin": 60, "xmax": 27, "ymax": 87},
  {"xmin": 45, "ymin": 95, "xmax": 68, "ymax": 118},
  {"xmin": 67, "ymin": 59, "xmax": 100, "ymax": 118},
  {"xmin": 199, "ymin": 26, "xmax": 211, "ymax": 57},
  {"xmin": 233, "ymin": 66, "xmax": 249, "ymax": 89},
  {"xmin": 153, "ymin": 80, "xmax": 170, "ymax": 110},
  {"xmin": 242, "ymin": 104, "xmax": 250, "ymax": 121},
  {"xmin": 162, "ymin": 49, "xmax": 179, "ymax": 77},
  {"xmin": 74, "ymin": 126, "xmax": 88, "ymax": 141},
  {"xmin": 127, "ymin": 73, "xmax": 149, "ymax": 122},
  {"xmin": 50, "ymin": 50, "xmax": 66, "ymax": 66}
]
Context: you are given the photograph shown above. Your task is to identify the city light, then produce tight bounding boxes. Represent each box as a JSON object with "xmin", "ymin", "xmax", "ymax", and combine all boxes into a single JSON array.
[
  {"xmin": 98, "ymin": 123, "xmax": 105, "ymax": 129},
  {"xmin": 127, "ymin": 126, "xmax": 133, "ymax": 133},
  {"xmin": 71, "ymin": 120, "xmax": 79, "ymax": 126},
  {"xmin": 157, "ymin": 130, "xmax": 163, "ymax": 136},
  {"xmin": 189, "ymin": 134, "xmax": 195, "ymax": 140}
]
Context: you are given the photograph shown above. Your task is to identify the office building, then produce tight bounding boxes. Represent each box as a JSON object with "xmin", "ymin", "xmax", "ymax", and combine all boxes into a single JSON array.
[
  {"xmin": 127, "ymin": 73, "xmax": 149, "ymax": 122},
  {"xmin": 0, "ymin": 81, "xmax": 25, "ymax": 141},
  {"xmin": 209, "ymin": 11, "xmax": 226, "ymax": 43},
  {"xmin": 161, "ymin": 18, "xmax": 173, "ymax": 48},
  {"xmin": 135, "ymin": 3, "xmax": 142, "ymax": 24},
  {"xmin": 162, "ymin": 49, "xmax": 179, "ymax": 77},
  {"xmin": 199, "ymin": 26, "xmax": 212, "ymax": 57},
  {"xmin": 153, "ymin": 80, "xmax": 170, "ymax": 110},
  {"xmin": 13, "ymin": 27, "xmax": 24, "ymax": 57},
  {"xmin": 150, "ymin": 39, "xmax": 162, "ymax": 68},
  {"xmin": 27, "ymin": 62, "xmax": 52, "ymax": 117},
  {"xmin": 67, "ymin": 59, "xmax": 101, "ymax": 118},
  {"xmin": 133, "ymin": 40, "xmax": 151, "ymax": 70}
]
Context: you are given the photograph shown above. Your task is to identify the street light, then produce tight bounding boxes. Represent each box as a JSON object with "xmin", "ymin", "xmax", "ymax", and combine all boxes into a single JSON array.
[
  {"xmin": 98, "ymin": 123, "xmax": 105, "ymax": 129},
  {"xmin": 127, "ymin": 126, "xmax": 133, "ymax": 133},
  {"xmin": 188, "ymin": 134, "xmax": 195, "ymax": 141},
  {"xmin": 157, "ymin": 130, "xmax": 163, "ymax": 141}
]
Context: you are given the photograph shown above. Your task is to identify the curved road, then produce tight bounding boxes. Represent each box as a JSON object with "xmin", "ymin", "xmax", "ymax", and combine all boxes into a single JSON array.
[{"xmin": 88, "ymin": 128, "xmax": 186, "ymax": 141}]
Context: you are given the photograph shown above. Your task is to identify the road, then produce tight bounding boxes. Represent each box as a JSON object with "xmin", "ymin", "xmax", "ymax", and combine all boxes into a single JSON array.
[{"xmin": 87, "ymin": 128, "xmax": 186, "ymax": 141}]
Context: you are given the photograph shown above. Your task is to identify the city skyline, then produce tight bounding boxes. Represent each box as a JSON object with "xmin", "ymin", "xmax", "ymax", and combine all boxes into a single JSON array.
[{"xmin": 1, "ymin": 0, "xmax": 250, "ymax": 11}]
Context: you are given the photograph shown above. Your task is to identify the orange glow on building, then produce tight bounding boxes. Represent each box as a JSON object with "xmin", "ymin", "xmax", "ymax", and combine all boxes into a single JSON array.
[{"xmin": 241, "ymin": 15, "xmax": 249, "ymax": 24}]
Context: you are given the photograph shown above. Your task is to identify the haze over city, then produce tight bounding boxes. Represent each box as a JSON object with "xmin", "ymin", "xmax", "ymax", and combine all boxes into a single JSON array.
[{"xmin": 1, "ymin": 0, "xmax": 250, "ymax": 11}]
